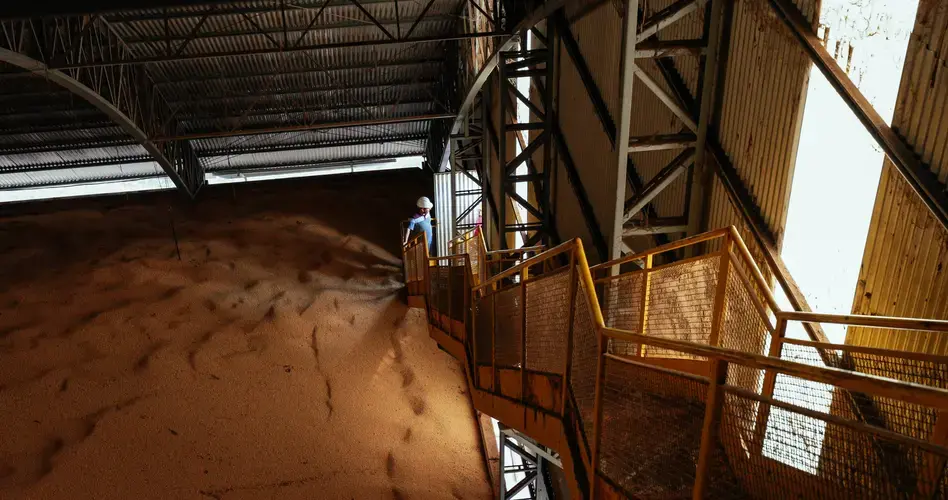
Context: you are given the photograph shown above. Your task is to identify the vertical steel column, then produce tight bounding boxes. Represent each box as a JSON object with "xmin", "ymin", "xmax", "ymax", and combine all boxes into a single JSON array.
[
  {"xmin": 609, "ymin": 0, "xmax": 639, "ymax": 262},
  {"xmin": 686, "ymin": 0, "xmax": 727, "ymax": 243},
  {"xmin": 450, "ymin": 137, "xmax": 459, "ymax": 243},
  {"xmin": 499, "ymin": 61, "xmax": 509, "ymax": 250}
]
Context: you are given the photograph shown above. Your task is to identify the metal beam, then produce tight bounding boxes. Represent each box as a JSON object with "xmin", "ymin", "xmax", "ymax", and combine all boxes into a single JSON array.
[
  {"xmin": 633, "ymin": 63, "xmax": 698, "ymax": 131},
  {"xmin": 0, "ymin": 17, "xmax": 204, "ymax": 197},
  {"xmin": 767, "ymin": 0, "xmax": 948, "ymax": 232},
  {"xmin": 160, "ymin": 113, "xmax": 454, "ymax": 141},
  {"xmin": 637, "ymin": 0, "xmax": 707, "ymax": 43},
  {"xmin": 623, "ymin": 148, "xmax": 694, "ymax": 221},
  {"xmin": 628, "ymin": 132, "xmax": 696, "ymax": 152}
]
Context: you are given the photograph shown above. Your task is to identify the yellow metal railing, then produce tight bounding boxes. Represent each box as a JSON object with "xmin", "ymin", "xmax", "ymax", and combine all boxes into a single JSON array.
[
  {"xmin": 448, "ymin": 228, "xmax": 546, "ymax": 287},
  {"xmin": 405, "ymin": 226, "xmax": 948, "ymax": 499}
]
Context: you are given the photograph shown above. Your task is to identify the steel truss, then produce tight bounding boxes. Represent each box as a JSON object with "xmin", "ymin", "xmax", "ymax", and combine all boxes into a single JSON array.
[
  {"xmin": 610, "ymin": 0, "xmax": 723, "ymax": 254},
  {"xmin": 497, "ymin": 25, "xmax": 557, "ymax": 249},
  {"xmin": 0, "ymin": 16, "xmax": 205, "ymax": 197},
  {"xmin": 449, "ymin": 93, "xmax": 500, "ymax": 241},
  {"xmin": 498, "ymin": 426, "xmax": 560, "ymax": 500}
]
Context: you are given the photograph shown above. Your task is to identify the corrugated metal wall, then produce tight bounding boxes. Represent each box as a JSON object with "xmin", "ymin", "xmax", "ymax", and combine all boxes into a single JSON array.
[
  {"xmin": 553, "ymin": 3, "xmax": 620, "ymax": 262},
  {"xmin": 434, "ymin": 171, "xmax": 453, "ymax": 257},
  {"xmin": 846, "ymin": 0, "xmax": 948, "ymax": 355},
  {"xmin": 703, "ymin": 0, "xmax": 817, "ymax": 256},
  {"xmin": 553, "ymin": 0, "xmax": 816, "ymax": 263}
]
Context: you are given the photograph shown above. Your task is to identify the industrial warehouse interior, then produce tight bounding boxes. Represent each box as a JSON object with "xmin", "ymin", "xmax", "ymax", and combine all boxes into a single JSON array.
[{"xmin": 0, "ymin": 0, "xmax": 947, "ymax": 499}]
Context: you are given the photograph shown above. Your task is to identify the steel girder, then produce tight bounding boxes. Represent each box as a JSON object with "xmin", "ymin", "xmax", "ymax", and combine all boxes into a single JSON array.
[
  {"xmin": 497, "ymin": 27, "xmax": 557, "ymax": 249},
  {"xmin": 0, "ymin": 16, "xmax": 204, "ymax": 197}
]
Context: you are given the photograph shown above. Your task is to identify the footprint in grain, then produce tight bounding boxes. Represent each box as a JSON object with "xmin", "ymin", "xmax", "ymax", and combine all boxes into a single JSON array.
[
  {"xmin": 385, "ymin": 451, "xmax": 396, "ymax": 478},
  {"xmin": 408, "ymin": 396, "xmax": 427, "ymax": 416}
]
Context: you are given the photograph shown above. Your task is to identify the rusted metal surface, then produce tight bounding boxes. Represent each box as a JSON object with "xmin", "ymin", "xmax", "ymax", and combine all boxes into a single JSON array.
[{"xmin": 847, "ymin": 0, "xmax": 948, "ymax": 355}]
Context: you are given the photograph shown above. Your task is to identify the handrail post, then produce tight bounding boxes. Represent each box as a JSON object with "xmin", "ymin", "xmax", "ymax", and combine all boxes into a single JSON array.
[
  {"xmin": 589, "ymin": 328, "xmax": 608, "ymax": 498},
  {"xmin": 753, "ymin": 316, "xmax": 787, "ymax": 454},
  {"xmin": 636, "ymin": 254, "xmax": 653, "ymax": 357},
  {"xmin": 448, "ymin": 256, "xmax": 454, "ymax": 336},
  {"xmin": 708, "ymin": 235, "xmax": 733, "ymax": 347},
  {"xmin": 491, "ymin": 280, "xmax": 498, "ymax": 394},
  {"xmin": 561, "ymin": 248, "xmax": 578, "ymax": 416},
  {"xmin": 520, "ymin": 267, "xmax": 529, "ymax": 406},
  {"xmin": 693, "ymin": 359, "xmax": 729, "ymax": 499}
]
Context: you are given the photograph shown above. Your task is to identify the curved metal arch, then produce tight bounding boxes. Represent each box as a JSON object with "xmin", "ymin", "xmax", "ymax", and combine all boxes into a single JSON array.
[
  {"xmin": 436, "ymin": 0, "xmax": 567, "ymax": 171},
  {"xmin": 0, "ymin": 18, "xmax": 204, "ymax": 197}
]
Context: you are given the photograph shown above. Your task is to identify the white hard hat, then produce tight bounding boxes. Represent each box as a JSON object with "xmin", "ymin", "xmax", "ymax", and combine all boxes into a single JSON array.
[{"xmin": 417, "ymin": 196, "xmax": 433, "ymax": 209}]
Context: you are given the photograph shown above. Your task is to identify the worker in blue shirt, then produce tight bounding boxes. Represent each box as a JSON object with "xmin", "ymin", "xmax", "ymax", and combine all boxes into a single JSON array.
[{"xmin": 404, "ymin": 196, "xmax": 434, "ymax": 254}]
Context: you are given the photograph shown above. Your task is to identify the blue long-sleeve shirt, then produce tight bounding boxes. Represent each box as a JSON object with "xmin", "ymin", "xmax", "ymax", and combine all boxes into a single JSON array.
[{"xmin": 407, "ymin": 213, "xmax": 433, "ymax": 253}]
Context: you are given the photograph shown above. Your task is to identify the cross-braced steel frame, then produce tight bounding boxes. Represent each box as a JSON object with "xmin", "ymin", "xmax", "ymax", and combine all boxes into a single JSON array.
[
  {"xmin": 0, "ymin": 16, "xmax": 205, "ymax": 197},
  {"xmin": 449, "ymin": 93, "xmax": 500, "ymax": 241},
  {"xmin": 497, "ymin": 25, "xmax": 557, "ymax": 249}
]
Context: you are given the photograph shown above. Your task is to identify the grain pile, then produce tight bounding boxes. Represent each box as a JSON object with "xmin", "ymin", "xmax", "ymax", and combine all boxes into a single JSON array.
[{"xmin": 0, "ymin": 172, "xmax": 490, "ymax": 499}]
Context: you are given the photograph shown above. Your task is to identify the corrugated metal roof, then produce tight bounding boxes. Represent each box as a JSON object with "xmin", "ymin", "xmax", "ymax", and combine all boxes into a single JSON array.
[
  {"xmin": 0, "ymin": 0, "xmax": 471, "ymax": 192},
  {"xmin": 0, "ymin": 161, "xmax": 165, "ymax": 189},
  {"xmin": 847, "ymin": 0, "xmax": 948, "ymax": 355},
  {"xmin": 705, "ymin": 0, "xmax": 817, "ymax": 259},
  {"xmin": 203, "ymin": 139, "xmax": 424, "ymax": 171}
]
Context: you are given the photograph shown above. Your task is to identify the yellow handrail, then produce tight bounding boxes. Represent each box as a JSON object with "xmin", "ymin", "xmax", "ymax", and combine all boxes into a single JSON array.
[{"xmin": 411, "ymin": 223, "xmax": 948, "ymax": 498}]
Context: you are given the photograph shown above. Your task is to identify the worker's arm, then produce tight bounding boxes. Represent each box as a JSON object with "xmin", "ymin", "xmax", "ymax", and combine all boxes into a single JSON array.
[{"xmin": 403, "ymin": 218, "xmax": 417, "ymax": 246}]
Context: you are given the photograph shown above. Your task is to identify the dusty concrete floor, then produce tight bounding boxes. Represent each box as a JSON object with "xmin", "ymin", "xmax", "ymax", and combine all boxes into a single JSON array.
[{"xmin": 0, "ymin": 172, "xmax": 491, "ymax": 499}]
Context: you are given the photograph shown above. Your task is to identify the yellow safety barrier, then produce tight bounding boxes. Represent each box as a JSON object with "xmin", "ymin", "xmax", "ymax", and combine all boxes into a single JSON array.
[{"xmin": 403, "ymin": 227, "xmax": 948, "ymax": 499}]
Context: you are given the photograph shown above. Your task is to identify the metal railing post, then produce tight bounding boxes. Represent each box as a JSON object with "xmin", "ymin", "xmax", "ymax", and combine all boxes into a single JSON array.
[
  {"xmin": 636, "ymin": 254, "xmax": 653, "ymax": 357},
  {"xmin": 708, "ymin": 234, "xmax": 733, "ymax": 347},
  {"xmin": 753, "ymin": 316, "xmax": 787, "ymax": 453},
  {"xmin": 520, "ymin": 266, "xmax": 529, "ymax": 406},
  {"xmin": 693, "ymin": 359, "xmax": 729, "ymax": 499}
]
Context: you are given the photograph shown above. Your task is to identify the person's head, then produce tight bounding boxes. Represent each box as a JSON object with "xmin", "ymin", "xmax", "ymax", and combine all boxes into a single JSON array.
[{"xmin": 416, "ymin": 196, "xmax": 433, "ymax": 215}]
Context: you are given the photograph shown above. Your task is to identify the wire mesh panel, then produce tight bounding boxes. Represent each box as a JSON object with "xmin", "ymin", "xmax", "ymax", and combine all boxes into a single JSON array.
[
  {"xmin": 474, "ymin": 293, "xmax": 494, "ymax": 389},
  {"xmin": 779, "ymin": 342, "xmax": 948, "ymax": 442},
  {"xmin": 598, "ymin": 358, "xmax": 710, "ymax": 498},
  {"xmin": 570, "ymin": 276, "xmax": 600, "ymax": 455},
  {"xmin": 602, "ymin": 272, "xmax": 644, "ymax": 357},
  {"xmin": 449, "ymin": 264, "xmax": 467, "ymax": 325},
  {"xmin": 493, "ymin": 286, "xmax": 523, "ymax": 368},
  {"xmin": 720, "ymin": 269, "xmax": 772, "ymax": 393},
  {"xmin": 524, "ymin": 269, "xmax": 571, "ymax": 374},
  {"xmin": 719, "ymin": 388, "xmax": 948, "ymax": 500},
  {"xmin": 644, "ymin": 256, "xmax": 720, "ymax": 358}
]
